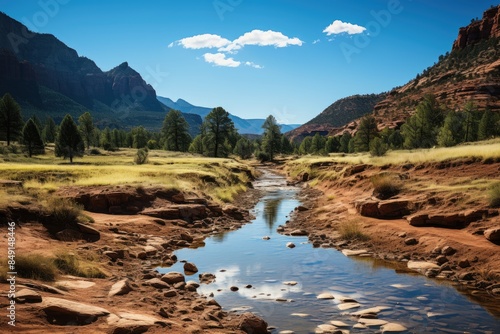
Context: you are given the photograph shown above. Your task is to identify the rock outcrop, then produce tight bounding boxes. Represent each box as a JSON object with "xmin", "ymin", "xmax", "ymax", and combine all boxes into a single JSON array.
[{"xmin": 452, "ymin": 6, "xmax": 500, "ymax": 51}]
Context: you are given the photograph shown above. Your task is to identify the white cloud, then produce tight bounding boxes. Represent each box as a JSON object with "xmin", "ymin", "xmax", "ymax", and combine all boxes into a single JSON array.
[
  {"xmin": 203, "ymin": 53, "xmax": 240, "ymax": 67},
  {"xmin": 233, "ymin": 29, "xmax": 303, "ymax": 49},
  {"xmin": 168, "ymin": 42, "xmax": 174, "ymax": 48},
  {"xmin": 323, "ymin": 20, "xmax": 366, "ymax": 35},
  {"xmin": 245, "ymin": 61, "xmax": 263, "ymax": 69},
  {"xmin": 312, "ymin": 39, "xmax": 320, "ymax": 44},
  {"xmin": 177, "ymin": 34, "xmax": 231, "ymax": 49}
]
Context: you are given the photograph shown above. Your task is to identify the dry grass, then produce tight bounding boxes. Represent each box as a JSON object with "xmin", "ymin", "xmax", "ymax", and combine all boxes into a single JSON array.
[
  {"xmin": 12, "ymin": 254, "xmax": 58, "ymax": 281},
  {"xmin": 371, "ymin": 173, "xmax": 403, "ymax": 199},
  {"xmin": 489, "ymin": 182, "xmax": 500, "ymax": 208},
  {"xmin": 338, "ymin": 220, "xmax": 370, "ymax": 241},
  {"xmin": 54, "ymin": 251, "xmax": 106, "ymax": 278},
  {"xmin": 0, "ymin": 149, "xmax": 254, "ymax": 203}
]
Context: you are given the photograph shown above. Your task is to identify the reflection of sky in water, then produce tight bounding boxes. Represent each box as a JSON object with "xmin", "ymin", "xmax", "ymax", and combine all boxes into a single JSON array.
[{"xmin": 158, "ymin": 171, "xmax": 500, "ymax": 333}]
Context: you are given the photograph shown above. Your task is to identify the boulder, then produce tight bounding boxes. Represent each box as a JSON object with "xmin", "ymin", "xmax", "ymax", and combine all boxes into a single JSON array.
[
  {"xmin": 286, "ymin": 242, "xmax": 296, "ymax": 248},
  {"xmin": 377, "ymin": 199, "xmax": 410, "ymax": 218},
  {"xmin": 160, "ymin": 272, "xmax": 185, "ymax": 284},
  {"xmin": 183, "ymin": 262, "xmax": 198, "ymax": 274},
  {"xmin": 107, "ymin": 312, "xmax": 165, "ymax": 333},
  {"xmin": 290, "ymin": 229, "xmax": 308, "ymax": 236},
  {"xmin": 108, "ymin": 279, "xmax": 133, "ymax": 297},
  {"xmin": 146, "ymin": 278, "xmax": 170, "ymax": 289},
  {"xmin": 76, "ymin": 222, "xmax": 100, "ymax": 242},
  {"xmin": 56, "ymin": 229, "xmax": 83, "ymax": 242},
  {"xmin": 235, "ymin": 312, "xmax": 268, "ymax": 334},
  {"xmin": 484, "ymin": 227, "xmax": 500, "ymax": 244},
  {"xmin": 103, "ymin": 251, "xmax": 120, "ymax": 261},
  {"xmin": 316, "ymin": 293, "xmax": 335, "ymax": 300},
  {"xmin": 199, "ymin": 273, "xmax": 216, "ymax": 284},
  {"xmin": 143, "ymin": 246, "xmax": 158, "ymax": 256},
  {"xmin": 41, "ymin": 297, "xmax": 109, "ymax": 325},
  {"xmin": 15, "ymin": 288, "xmax": 42, "ymax": 303},
  {"xmin": 441, "ymin": 246, "xmax": 457, "ymax": 256},
  {"xmin": 404, "ymin": 238, "xmax": 418, "ymax": 246}
]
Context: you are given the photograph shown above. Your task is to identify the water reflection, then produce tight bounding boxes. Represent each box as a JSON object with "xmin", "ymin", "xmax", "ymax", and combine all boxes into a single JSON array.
[{"xmin": 263, "ymin": 196, "xmax": 282, "ymax": 230}]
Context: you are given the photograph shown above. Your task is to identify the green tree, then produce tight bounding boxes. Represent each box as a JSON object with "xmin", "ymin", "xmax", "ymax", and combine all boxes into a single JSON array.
[
  {"xmin": 339, "ymin": 132, "xmax": 352, "ymax": 153},
  {"xmin": 78, "ymin": 112, "xmax": 94, "ymax": 149},
  {"xmin": 437, "ymin": 111, "xmax": 465, "ymax": 147},
  {"xmin": 298, "ymin": 136, "xmax": 312, "ymax": 155},
  {"xmin": 477, "ymin": 108, "xmax": 498, "ymax": 140},
  {"xmin": 233, "ymin": 137, "xmax": 254, "ymax": 159},
  {"xmin": 280, "ymin": 134, "xmax": 294, "ymax": 155},
  {"xmin": 261, "ymin": 115, "xmax": 281, "ymax": 160},
  {"xmin": 162, "ymin": 109, "xmax": 191, "ymax": 152},
  {"xmin": 55, "ymin": 114, "xmax": 84, "ymax": 163},
  {"xmin": 387, "ymin": 130, "xmax": 403, "ymax": 149},
  {"xmin": 132, "ymin": 126, "xmax": 148, "ymax": 149},
  {"xmin": 100, "ymin": 127, "xmax": 113, "ymax": 150},
  {"xmin": 401, "ymin": 94, "xmax": 443, "ymax": 149},
  {"xmin": 202, "ymin": 107, "xmax": 236, "ymax": 157},
  {"xmin": 353, "ymin": 115, "xmax": 378, "ymax": 152},
  {"xmin": 0, "ymin": 93, "xmax": 24, "ymax": 145},
  {"xmin": 462, "ymin": 101, "xmax": 480, "ymax": 142},
  {"xmin": 325, "ymin": 136, "xmax": 340, "ymax": 153},
  {"xmin": 22, "ymin": 118, "xmax": 44, "ymax": 157},
  {"xmin": 42, "ymin": 116, "xmax": 57, "ymax": 143},
  {"xmin": 369, "ymin": 137, "xmax": 388, "ymax": 157},
  {"xmin": 310, "ymin": 133, "xmax": 326, "ymax": 154},
  {"xmin": 189, "ymin": 134, "xmax": 204, "ymax": 154}
]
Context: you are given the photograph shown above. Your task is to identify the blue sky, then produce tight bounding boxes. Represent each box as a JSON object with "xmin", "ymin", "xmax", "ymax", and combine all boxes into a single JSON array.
[{"xmin": 0, "ymin": 0, "xmax": 495, "ymax": 124}]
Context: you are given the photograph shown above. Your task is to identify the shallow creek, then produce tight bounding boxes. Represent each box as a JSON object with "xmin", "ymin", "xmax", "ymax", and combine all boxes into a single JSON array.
[{"xmin": 159, "ymin": 169, "xmax": 500, "ymax": 333}]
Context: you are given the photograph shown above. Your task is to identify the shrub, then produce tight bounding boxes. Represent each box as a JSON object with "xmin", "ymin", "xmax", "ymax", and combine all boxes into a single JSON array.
[
  {"xmin": 134, "ymin": 148, "xmax": 148, "ymax": 165},
  {"xmin": 370, "ymin": 137, "xmax": 388, "ymax": 157},
  {"xmin": 339, "ymin": 221, "xmax": 370, "ymax": 241},
  {"xmin": 54, "ymin": 252, "xmax": 106, "ymax": 278},
  {"xmin": 371, "ymin": 173, "xmax": 402, "ymax": 199},
  {"xmin": 89, "ymin": 148, "xmax": 101, "ymax": 155},
  {"xmin": 45, "ymin": 197, "xmax": 83, "ymax": 226},
  {"xmin": 489, "ymin": 183, "xmax": 500, "ymax": 207},
  {"xmin": 15, "ymin": 254, "xmax": 57, "ymax": 281}
]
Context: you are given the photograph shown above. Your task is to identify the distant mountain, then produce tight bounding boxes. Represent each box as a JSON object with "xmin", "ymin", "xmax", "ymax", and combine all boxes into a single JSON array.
[
  {"xmin": 287, "ymin": 94, "xmax": 386, "ymax": 141},
  {"xmin": 157, "ymin": 96, "xmax": 300, "ymax": 135}
]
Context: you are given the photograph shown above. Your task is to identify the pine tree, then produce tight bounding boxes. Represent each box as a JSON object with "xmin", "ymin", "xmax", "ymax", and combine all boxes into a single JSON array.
[
  {"xmin": 233, "ymin": 137, "xmax": 254, "ymax": 159},
  {"xmin": 22, "ymin": 118, "xmax": 44, "ymax": 157},
  {"xmin": 310, "ymin": 133, "xmax": 326, "ymax": 154},
  {"xmin": 298, "ymin": 136, "xmax": 312, "ymax": 155},
  {"xmin": 339, "ymin": 132, "xmax": 352, "ymax": 153},
  {"xmin": 462, "ymin": 101, "xmax": 480, "ymax": 142},
  {"xmin": 132, "ymin": 126, "xmax": 148, "ymax": 149},
  {"xmin": 0, "ymin": 93, "xmax": 24, "ymax": 145},
  {"xmin": 202, "ymin": 107, "xmax": 236, "ymax": 157},
  {"xmin": 369, "ymin": 137, "xmax": 388, "ymax": 156},
  {"xmin": 477, "ymin": 108, "xmax": 498, "ymax": 140},
  {"xmin": 78, "ymin": 112, "xmax": 94, "ymax": 149},
  {"xmin": 325, "ymin": 136, "xmax": 340, "ymax": 153},
  {"xmin": 280, "ymin": 134, "xmax": 294, "ymax": 155},
  {"xmin": 353, "ymin": 115, "xmax": 378, "ymax": 152},
  {"xmin": 162, "ymin": 109, "xmax": 191, "ymax": 152},
  {"xmin": 42, "ymin": 116, "xmax": 57, "ymax": 143},
  {"xmin": 437, "ymin": 111, "xmax": 465, "ymax": 147},
  {"xmin": 261, "ymin": 115, "xmax": 282, "ymax": 160},
  {"xmin": 55, "ymin": 114, "xmax": 84, "ymax": 163}
]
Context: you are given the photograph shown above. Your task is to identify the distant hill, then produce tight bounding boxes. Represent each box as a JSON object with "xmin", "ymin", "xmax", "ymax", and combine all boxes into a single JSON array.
[
  {"xmin": 287, "ymin": 93, "xmax": 386, "ymax": 141},
  {"xmin": 157, "ymin": 96, "xmax": 300, "ymax": 135}
]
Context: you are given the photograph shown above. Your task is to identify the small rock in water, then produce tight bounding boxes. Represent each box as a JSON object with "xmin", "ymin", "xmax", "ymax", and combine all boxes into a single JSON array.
[
  {"xmin": 283, "ymin": 281, "xmax": 298, "ymax": 286},
  {"xmin": 390, "ymin": 284, "xmax": 411, "ymax": 289},
  {"xmin": 337, "ymin": 302, "xmax": 361, "ymax": 310},
  {"xmin": 358, "ymin": 318, "xmax": 388, "ymax": 326},
  {"xmin": 316, "ymin": 293, "xmax": 335, "ymax": 300},
  {"xmin": 330, "ymin": 320, "xmax": 350, "ymax": 327},
  {"xmin": 291, "ymin": 313, "xmax": 310, "ymax": 318},
  {"xmin": 381, "ymin": 322, "xmax": 408, "ymax": 332},
  {"xmin": 286, "ymin": 242, "xmax": 296, "ymax": 248},
  {"xmin": 230, "ymin": 286, "xmax": 239, "ymax": 292},
  {"xmin": 262, "ymin": 236, "xmax": 271, "ymax": 240}
]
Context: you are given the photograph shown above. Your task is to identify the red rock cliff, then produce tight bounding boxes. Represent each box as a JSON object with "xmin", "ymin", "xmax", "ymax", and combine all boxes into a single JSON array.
[{"xmin": 452, "ymin": 5, "xmax": 500, "ymax": 50}]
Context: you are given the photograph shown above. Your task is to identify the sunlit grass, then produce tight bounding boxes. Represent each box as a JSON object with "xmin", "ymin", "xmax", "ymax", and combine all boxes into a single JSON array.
[{"xmin": 338, "ymin": 220, "xmax": 370, "ymax": 241}]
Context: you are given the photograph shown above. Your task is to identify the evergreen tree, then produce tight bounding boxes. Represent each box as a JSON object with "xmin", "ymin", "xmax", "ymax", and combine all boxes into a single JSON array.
[
  {"xmin": 0, "ymin": 93, "xmax": 24, "ymax": 145},
  {"xmin": 437, "ymin": 111, "xmax": 465, "ymax": 147},
  {"xmin": 22, "ymin": 118, "xmax": 44, "ymax": 157},
  {"xmin": 339, "ymin": 132, "xmax": 352, "ymax": 153},
  {"xmin": 387, "ymin": 130, "xmax": 403, "ymax": 149},
  {"xmin": 100, "ymin": 127, "xmax": 113, "ymax": 150},
  {"xmin": 132, "ymin": 126, "xmax": 148, "ymax": 149},
  {"xmin": 42, "ymin": 116, "xmax": 57, "ymax": 143},
  {"xmin": 298, "ymin": 136, "xmax": 312, "ymax": 155},
  {"xmin": 401, "ymin": 94, "xmax": 443, "ymax": 149},
  {"xmin": 280, "ymin": 134, "xmax": 294, "ymax": 155},
  {"xmin": 31, "ymin": 114, "xmax": 42, "ymax": 131},
  {"xmin": 162, "ymin": 109, "xmax": 191, "ymax": 152},
  {"xmin": 233, "ymin": 137, "xmax": 254, "ymax": 159},
  {"xmin": 477, "ymin": 108, "xmax": 498, "ymax": 140},
  {"xmin": 189, "ymin": 134, "xmax": 204, "ymax": 154},
  {"xmin": 202, "ymin": 107, "xmax": 236, "ymax": 157},
  {"xmin": 369, "ymin": 137, "xmax": 388, "ymax": 156},
  {"xmin": 310, "ymin": 133, "xmax": 326, "ymax": 154},
  {"xmin": 78, "ymin": 112, "xmax": 94, "ymax": 149},
  {"xmin": 325, "ymin": 136, "xmax": 340, "ymax": 153},
  {"xmin": 462, "ymin": 101, "xmax": 480, "ymax": 142},
  {"xmin": 353, "ymin": 115, "xmax": 378, "ymax": 152},
  {"xmin": 55, "ymin": 114, "xmax": 84, "ymax": 163},
  {"xmin": 261, "ymin": 115, "xmax": 281, "ymax": 160}
]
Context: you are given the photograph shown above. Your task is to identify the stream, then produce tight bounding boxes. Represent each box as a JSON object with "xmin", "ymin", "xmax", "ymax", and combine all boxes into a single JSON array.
[{"xmin": 158, "ymin": 169, "xmax": 500, "ymax": 333}]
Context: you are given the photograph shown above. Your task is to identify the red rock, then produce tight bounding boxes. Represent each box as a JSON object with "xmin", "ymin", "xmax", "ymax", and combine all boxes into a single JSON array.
[{"xmin": 452, "ymin": 6, "xmax": 500, "ymax": 51}]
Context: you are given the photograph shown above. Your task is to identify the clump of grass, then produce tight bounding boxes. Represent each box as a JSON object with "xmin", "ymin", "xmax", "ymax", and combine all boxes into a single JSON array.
[
  {"xmin": 15, "ymin": 254, "xmax": 58, "ymax": 281},
  {"xmin": 488, "ymin": 183, "xmax": 500, "ymax": 207},
  {"xmin": 45, "ymin": 197, "xmax": 83, "ymax": 225},
  {"xmin": 371, "ymin": 173, "xmax": 403, "ymax": 199},
  {"xmin": 54, "ymin": 252, "xmax": 106, "ymax": 278},
  {"xmin": 338, "ymin": 220, "xmax": 370, "ymax": 241},
  {"xmin": 134, "ymin": 148, "xmax": 149, "ymax": 165}
]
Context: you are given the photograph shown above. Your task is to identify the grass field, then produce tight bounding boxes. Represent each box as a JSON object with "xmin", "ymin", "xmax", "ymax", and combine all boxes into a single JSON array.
[{"xmin": 0, "ymin": 146, "xmax": 255, "ymax": 203}]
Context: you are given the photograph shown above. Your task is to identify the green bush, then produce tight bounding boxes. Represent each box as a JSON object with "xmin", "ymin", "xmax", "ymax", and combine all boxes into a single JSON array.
[
  {"xmin": 370, "ymin": 137, "xmax": 388, "ymax": 157},
  {"xmin": 45, "ymin": 197, "xmax": 82, "ymax": 226},
  {"xmin": 339, "ymin": 221, "xmax": 370, "ymax": 241},
  {"xmin": 15, "ymin": 254, "xmax": 57, "ymax": 281},
  {"xmin": 134, "ymin": 148, "xmax": 148, "ymax": 165}
]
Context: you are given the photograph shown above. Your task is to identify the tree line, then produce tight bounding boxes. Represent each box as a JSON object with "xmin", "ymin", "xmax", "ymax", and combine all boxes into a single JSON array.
[
  {"xmin": 296, "ymin": 94, "xmax": 500, "ymax": 156},
  {"xmin": 0, "ymin": 93, "xmax": 295, "ymax": 163},
  {"xmin": 1, "ymin": 92, "xmax": 498, "ymax": 163}
]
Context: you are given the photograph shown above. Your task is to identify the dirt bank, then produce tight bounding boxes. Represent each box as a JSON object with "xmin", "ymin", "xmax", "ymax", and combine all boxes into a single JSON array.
[
  {"xmin": 277, "ymin": 158, "xmax": 500, "ymax": 299},
  {"xmin": 0, "ymin": 184, "xmax": 268, "ymax": 334}
]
